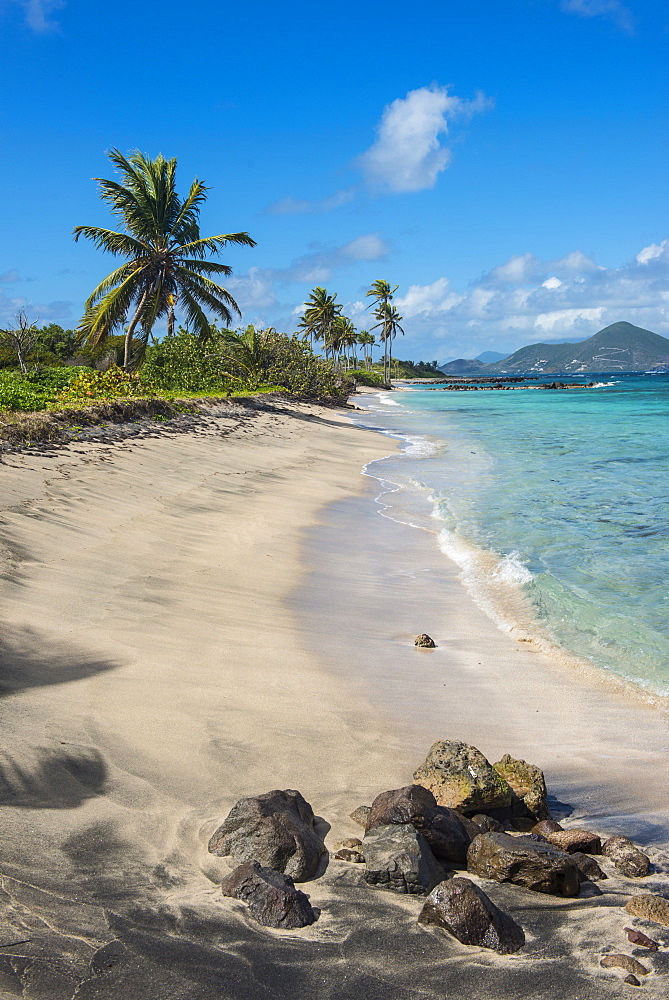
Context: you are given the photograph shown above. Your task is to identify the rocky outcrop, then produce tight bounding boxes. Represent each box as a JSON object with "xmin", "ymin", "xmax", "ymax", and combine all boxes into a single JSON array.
[
  {"xmin": 363, "ymin": 823, "xmax": 444, "ymax": 895},
  {"xmin": 418, "ymin": 877, "xmax": 525, "ymax": 954},
  {"xmin": 546, "ymin": 829, "xmax": 601, "ymax": 855},
  {"xmin": 601, "ymin": 835, "xmax": 650, "ymax": 877},
  {"xmin": 625, "ymin": 894, "xmax": 669, "ymax": 926},
  {"xmin": 493, "ymin": 755, "xmax": 550, "ymax": 821},
  {"xmin": 220, "ymin": 861, "xmax": 317, "ymax": 928},
  {"xmin": 413, "ymin": 741, "xmax": 512, "ymax": 813},
  {"xmin": 365, "ymin": 784, "xmax": 478, "ymax": 864},
  {"xmin": 600, "ymin": 954, "xmax": 649, "ymax": 977},
  {"xmin": 208, "ymin": 789, "xmax": 327, "ymax": 882},
  {"xmin": 415, "ymin": 634, "xmax": 436, "ymax": 648},
  {"xmin": 466, "ymin": 832, "xmax": 582, "ymax": 897}
]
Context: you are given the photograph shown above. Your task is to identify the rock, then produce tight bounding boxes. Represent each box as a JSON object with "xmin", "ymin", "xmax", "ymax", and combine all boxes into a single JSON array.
[
  {"xmin": 333, "ymin": 837, "xmax": 363, "ymax": 850},
  {"xmin": 600, "ymin": 954, "xmax": 649, "ymax": 976},
  {"xmin": 418, "ymin": 876, "xmax": 525, "ymax": 954},
  {"xmin": 602, "ymin": 836, "xmax": 650, "ymax": 878},
  {"xmin": 570, "ymin": 852, "xmax": 607, "ymax": 881},
  {"xmin": 467, "ymin": 831, "xmax": 582, "ymax": 897},
  {"xmin": 350, "ymin": 805, "xmax": 371, "ymax": 828},
  {"xmin": 220, "ymin": 861, "xmax": 317, "ymax": 929},
  {"xmin": 363, "ymin": 823, "xmax": 444, "ymax": 895},
  {"xmin": 365, "ymin": 784, "xmax": 478, "ymax": 864},
  {"xmin": 334, "ymin": 847, "xmax": 365, "ymax": 863},
  {"xmin": 533, "ymin": 819, "xmax": 563, "ymax": 836},
  {"xmin": 625, "ymin": 894, "xmax": 669, "ymax": 926},
  {"xmin": 470, "ymin": 814, "xmax": 506, "ymax": 833},
  {"xmin": 493, "ymin": 754, "xmax": 550, "ymax": 821},
  {"xmin": 623, "ymin": 974, "xmax": 641, "ymax": 987},
  {"xmin": 208, "ymin": 789, "xmax": 327, "ymax": 882},
  {"xmin": 413, "ymin": 741, "xmax": 512, "ymax": 813},
  {"xmin": 624, "ymin": 927, "xmax": 658, "ymax": 950},
  {"xmin": 415, "ymin": 634, "xmax": 436, "ymax": 648},
  {"xmin": 546, "ymin": 829, "xmax": 602, "ymax": 855}
]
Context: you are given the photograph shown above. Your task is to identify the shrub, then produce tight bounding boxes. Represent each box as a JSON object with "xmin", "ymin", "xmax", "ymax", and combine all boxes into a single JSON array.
[
  {"xmin": 0, "ymin": 371, "xmax": 49, "ymax": 411},
  {"xmin": 141, "ymin": 332, "xmax": 232, "ymax": 392},
  {"xmin": 348, "ymin": 369, "xmax": 385, "ymax": 387},
  {"xmin": 55, "ymin": 366, "xmax": 157, "ymax": 405}
]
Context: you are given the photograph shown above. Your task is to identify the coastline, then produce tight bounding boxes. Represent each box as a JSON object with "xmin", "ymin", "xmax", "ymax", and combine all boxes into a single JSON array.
[{"xmin": 1, "ymin": 397, "xmax": 668, "ymax": 998}]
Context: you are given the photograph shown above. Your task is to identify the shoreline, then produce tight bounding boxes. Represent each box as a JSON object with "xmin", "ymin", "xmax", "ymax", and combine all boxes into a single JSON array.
[{"xmin": 1, "ymin": 398, "xmax": 668, "ymax": 998}]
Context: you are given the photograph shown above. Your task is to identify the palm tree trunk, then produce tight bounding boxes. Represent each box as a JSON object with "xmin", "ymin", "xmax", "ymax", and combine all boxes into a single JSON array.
[
  {"xmin": 124, "ymin": 289, "xmax": 150, "ymax": 369},
  {"xmin": 167, "ymin": 303, "xmax": 175, "ymax": 338}
]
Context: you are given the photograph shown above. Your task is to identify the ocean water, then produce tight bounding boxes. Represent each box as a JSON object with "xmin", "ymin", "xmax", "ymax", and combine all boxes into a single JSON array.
[{"xmin": 354, "ymin": 373, "xmax": 669, "ymax": 697}]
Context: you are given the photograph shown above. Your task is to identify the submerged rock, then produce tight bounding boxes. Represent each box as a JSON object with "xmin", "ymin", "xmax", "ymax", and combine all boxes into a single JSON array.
[
  {"xmin": 208, "ymin": 788, "xmax": 327, "ymax": 882},
  {"xmin": 418, "ymin": 876, "xmax": 525, "ymax": 954},
  {"xmin": 220, "ymin": 860, "xmax": 317, "ymax": 929},
  {"xmin": 467, "ymin": 832, "xmax": 582, "ymax": 897},
  {"xmin": 600, "ymin": 954, "xmax": 649, "ymax": 977},
  {"xmin": 546, "ymin": 829, "xmax": 602, "ymax": 855},
  {"xmin": 363, "ymin": 823, "xmax": 444, "ymax": 895},
  {"xmin": 365, "ymin": 784, "xmax": 477, "ymax": 864},
  {"xmin": 413, "ymin": 741, "xmax": 512, "ymax": 813},
  {"xmin": 415, "ymin": 634, "xmax": 436, "ymax": 648},
  {"xmin": 625, "ymin": 893, "xmax": 669, "ymax": 926},
  {"xmin": 602, "ymin": 835, "xmax": 650, "ymax": 878},
  {"xmin": 493, "ymin": 754, "xmax": 550, "ymax": 821}
]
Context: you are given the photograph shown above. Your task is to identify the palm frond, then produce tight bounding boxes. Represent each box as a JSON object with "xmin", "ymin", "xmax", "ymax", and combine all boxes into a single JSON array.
[
  {"xmin": 175, "ymin": 233, "xmax": 257, "ymax": 258},
  {"xmin": 72, "ymin": 226, "xmax": 148, "ymax": 258}
]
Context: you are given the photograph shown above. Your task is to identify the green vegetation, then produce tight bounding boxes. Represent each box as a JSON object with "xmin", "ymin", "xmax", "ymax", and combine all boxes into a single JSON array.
[
  {"xmin": 73, "ymin": 149, "xmax": 256, "ymax": 369},
  {"xmin": 366, "ymin": 279, "xmax": 404, "ymax": 382}
]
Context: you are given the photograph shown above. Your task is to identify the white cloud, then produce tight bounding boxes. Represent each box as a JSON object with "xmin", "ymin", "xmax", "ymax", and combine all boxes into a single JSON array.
[
  {"xmin": 358, "ymin": 84, "xmax": 490, "ymax": 193},
  {"xmin": 376, "ymin": 237, "xmax": 669, "ymax": 358},
  {"xmin": 267, "ymin": 189, "xmax": 355, "ymax": 215},
  {"xmin": 3, "ymin": 1, "xmax": 65, "ymax": 32},
  {"xmin": 560, "ymin": 0, "xmax": 633, "ymax": 33}
]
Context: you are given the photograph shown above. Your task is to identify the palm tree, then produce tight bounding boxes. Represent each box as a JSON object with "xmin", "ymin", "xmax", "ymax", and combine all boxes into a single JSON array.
[
  {"xmin": 366, "ymin": 279, "xmax": 398, "ymax": 381},
  {"xmin": 219, "ymin": 324, "xmax": 274, "ymax": 387},
  {"xmin": 298, "ymin": 287, "xmax": 341, "ymax": 359},
  {"xmin": 371, "ymin": 302, "xmax": 404, "ymax": 382},
  {"xmin": 73, "ymin": 149, "xmax": 256, "ymax": 369},
  {"xmin": 357, "ymin": 330, "xmax": 375, "ymax": 370}
]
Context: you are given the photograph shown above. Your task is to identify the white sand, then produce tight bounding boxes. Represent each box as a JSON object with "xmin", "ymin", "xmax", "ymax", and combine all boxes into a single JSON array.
[{"xmin": 1, "ymin": 398, "xmax": 668, "ymax": 999}]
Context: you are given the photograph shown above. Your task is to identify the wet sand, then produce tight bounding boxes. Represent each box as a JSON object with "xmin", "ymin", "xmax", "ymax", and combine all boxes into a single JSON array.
[{"xmin": 1, "ymin": 398, "xmax": 668, "ymax": 999}]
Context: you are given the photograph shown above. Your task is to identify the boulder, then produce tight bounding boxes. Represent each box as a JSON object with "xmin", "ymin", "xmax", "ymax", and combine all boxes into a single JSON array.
[
  {"xmin": 470, "ymin": 814, "xmax": 505, "ymax": 834},
  {"xmin": 418, "ymin": 877, "xmax": 525, "ymax": 954},
  {"xmin": 208, "ymin": 789, "xmax": 327, "ymax": 882},
  {"xmin": 415, "ymin": 634, "xmax": 436, "ymax": 648},
  {"xmin": 467, "ymin": 832, "xmax": 582, "ymax": 897},
  {"xmin": 350, "ymin": 805, "xmax": 371, "ymax": 828},
  {"xmin": 413, "ymin": 741, "xmax": 512, "ymax": 813},
  {"xmin": 365, "ymin": 784, "xmax": 478, "ymax": 864},
  {"xmin": 220, "ymin": 861, "xmax": 317, "ymax": 929},
  {"xmin": 624, "ymin": 927, "xmax": 658, "ymax": 951},
  {"xmin": 570, "ymin": 852, "xmax": 607, "ymax": 881},
  {"xmin": 546, "ymin": 829, "xmax": 601, "ymax": 855},
  {"xmin": 600, "ymin": 954, "xmax": 648, "ymax": 977},
  {"xmin": 623, "ymin": 974, "xmax": 641, "ymax": 987},
  {"xmin": 625, "ymin": 894, "xmax": 669, "ymax": 926},
  {"xmin": 533, "ymin": 819, "xmax": 563, "ymax": 837},
  {"xmin": 363, "ymin": 823, "xmax": 444, "ymax": 895},
  {"xmin": 602, "ymin": 836, "xmax": 650, "ymax": 878},
  {"xmin": 493, "ymin": 754, "xmax": 550, "ymax": 821},
  {"xmin": 333, "ymin": 837, "xmax": 363, "ymax": 851}
]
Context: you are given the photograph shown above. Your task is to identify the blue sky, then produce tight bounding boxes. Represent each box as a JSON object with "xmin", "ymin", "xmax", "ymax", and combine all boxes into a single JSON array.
[{"xmin": 0, "ymin": 0, "xmax": 667, "ymax": 361}]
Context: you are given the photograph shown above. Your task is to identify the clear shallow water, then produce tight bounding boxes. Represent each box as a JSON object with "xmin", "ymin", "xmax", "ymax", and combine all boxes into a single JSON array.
[{"xmin": 354, "ymin": 374, "xmax": 669, "ymax": 696}]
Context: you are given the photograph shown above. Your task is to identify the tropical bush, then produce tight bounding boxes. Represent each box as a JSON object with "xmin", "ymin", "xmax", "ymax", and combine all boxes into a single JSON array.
[
  {"xmin": 141, "ymin": 331, "xmax": 233, "ymax": 393},
  {"xmin": 0, "ymin": 372, "xmax": 50, "ymax": 411},
  {"xmin": 348, "ymin": 369, "xmax": 385, "ymax": 387},
  {"xmin": 55, "ymin": 366, "xmax": 156, "ymax": 405}
]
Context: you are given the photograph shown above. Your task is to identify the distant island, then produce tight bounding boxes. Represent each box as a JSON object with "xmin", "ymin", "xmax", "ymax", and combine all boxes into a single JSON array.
[{"xmin": 439, "ymin": 322, "xmax": 669, "ymax": 375}]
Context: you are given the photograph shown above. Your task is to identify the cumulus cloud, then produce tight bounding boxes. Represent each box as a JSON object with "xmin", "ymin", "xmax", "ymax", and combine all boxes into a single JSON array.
[
  {"xmin": 385, "ymin": 237, "xmax": 669, "ymax": 358},
  {"xmin": 358, "ymin": 84, "xmax": 490, "ymax": 193},
  {"xmin": 560, "ymin": 0, "xmax": 634, "ymax": 33}
]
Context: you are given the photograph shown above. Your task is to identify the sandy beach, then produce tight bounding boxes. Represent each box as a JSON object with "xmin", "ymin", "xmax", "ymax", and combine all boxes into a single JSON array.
[{"xmin": 1, "ymin": 397, "xmax": 668, "ymax": 999}]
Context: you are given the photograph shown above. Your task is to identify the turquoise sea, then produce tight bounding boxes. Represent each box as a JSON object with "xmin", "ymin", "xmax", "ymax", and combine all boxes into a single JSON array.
[{"xmin": 355, "ymin": 373, "xmax": 669, "ymax": 698}]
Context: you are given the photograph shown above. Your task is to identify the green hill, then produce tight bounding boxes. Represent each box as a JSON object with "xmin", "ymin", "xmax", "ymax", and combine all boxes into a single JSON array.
[{"xmin": 484, "ymin": 322, "xmax": 669, "ymax": 374}]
